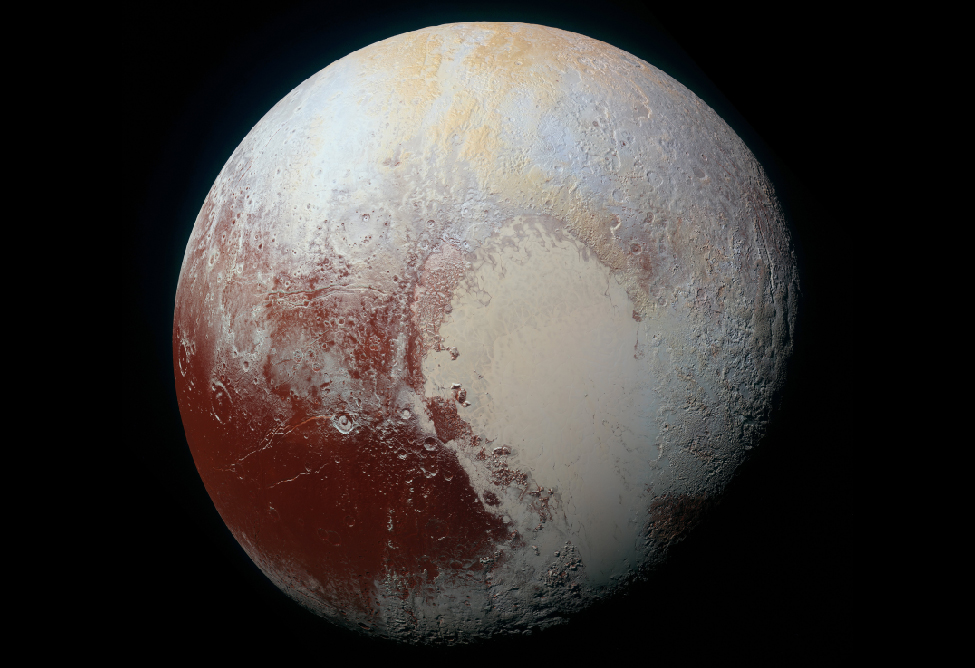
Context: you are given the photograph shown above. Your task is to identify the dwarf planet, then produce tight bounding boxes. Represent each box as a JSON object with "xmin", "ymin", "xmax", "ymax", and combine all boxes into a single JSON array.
[{"xmin": 174, "ymin": 22, "xmax": 797, "ymax": 643}]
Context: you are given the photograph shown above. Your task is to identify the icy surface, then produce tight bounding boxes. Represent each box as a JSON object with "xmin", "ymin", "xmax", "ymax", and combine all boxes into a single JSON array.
[{"xmin": 173, "ymin": 22, "xmax": 798, "ymax": 644}]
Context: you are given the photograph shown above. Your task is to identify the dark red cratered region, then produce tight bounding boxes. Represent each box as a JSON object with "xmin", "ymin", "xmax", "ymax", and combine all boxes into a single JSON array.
[{"xmin": 173, "ymin": 196, "xmax": 511, "ymax": 631}]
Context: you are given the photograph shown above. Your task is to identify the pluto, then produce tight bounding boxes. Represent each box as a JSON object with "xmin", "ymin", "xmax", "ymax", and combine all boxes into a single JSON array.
[{"xmin": 174, "ymin": 22, "xmax": 797, "ymax": 643}]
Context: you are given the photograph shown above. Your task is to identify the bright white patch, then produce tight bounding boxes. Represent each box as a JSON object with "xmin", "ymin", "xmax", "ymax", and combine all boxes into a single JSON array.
[{"xmin": 424, "ymin": 217, "xmax": 662, "ymax": 586}]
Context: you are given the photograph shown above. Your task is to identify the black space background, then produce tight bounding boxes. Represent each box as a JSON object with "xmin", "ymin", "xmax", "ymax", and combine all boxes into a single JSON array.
[{"xmin": 106, "ymin": 0, "xmax": 872, "ymax": 661}]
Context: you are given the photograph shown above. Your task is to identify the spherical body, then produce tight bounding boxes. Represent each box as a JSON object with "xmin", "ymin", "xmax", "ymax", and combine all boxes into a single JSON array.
[{"xmin": 174, "ymin": 23, "xmax": 797, "ymax": 643}]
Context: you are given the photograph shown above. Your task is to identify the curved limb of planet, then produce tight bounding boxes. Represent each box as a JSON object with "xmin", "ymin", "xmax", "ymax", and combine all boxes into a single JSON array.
[{"xmin": 174, "ymin": 22, "xmax": 797, "ymax": 644}]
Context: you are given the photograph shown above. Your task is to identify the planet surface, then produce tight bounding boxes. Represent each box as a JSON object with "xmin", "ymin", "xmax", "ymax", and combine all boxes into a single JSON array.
[{"xmin": 173, "ymin": 22, "xmax": 797, "ymax": 644}]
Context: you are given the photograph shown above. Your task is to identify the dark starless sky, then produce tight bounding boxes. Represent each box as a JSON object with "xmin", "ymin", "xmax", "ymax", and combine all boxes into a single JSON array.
[{"xmin": 110, "ymin": 0, "xmax": 868, "ymax": 661}]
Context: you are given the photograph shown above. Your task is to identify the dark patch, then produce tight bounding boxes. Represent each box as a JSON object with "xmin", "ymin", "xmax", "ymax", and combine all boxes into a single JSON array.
[
  {"xmin": 524, "ymin": 484, "xmax": 556, "ymax": 526},
  {"xmin": 425, "ymin": 396, "xmax": 473, "ymax": 445},
  {"xmin": 544, "ymin": 542, "xmax": 584, "ymax": 592},
  {"xmin": 491, "ymin": 459, "xmax": 528, "ymax": 488},
  {"xmin": 647, "ymin": 493, "xmax": 712, "ymax": 544},
  {"xmin": 216, "ymin": 412, "xmax": 510, "ymax": 617}
]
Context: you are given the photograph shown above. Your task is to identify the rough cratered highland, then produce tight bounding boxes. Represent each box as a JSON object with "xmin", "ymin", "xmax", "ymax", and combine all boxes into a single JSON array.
[{"xmin": 173, "ymin": 23, "xmax": 797, "ymax": 643}]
